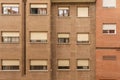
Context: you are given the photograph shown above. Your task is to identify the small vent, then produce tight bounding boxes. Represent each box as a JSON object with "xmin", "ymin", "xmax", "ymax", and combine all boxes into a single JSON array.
[{"xmin": 103, "ymin": 56, "xmax": 116, "ymax": 60}]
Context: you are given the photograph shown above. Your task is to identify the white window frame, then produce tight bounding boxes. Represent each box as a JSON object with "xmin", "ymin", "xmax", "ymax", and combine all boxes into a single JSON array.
[
  {"xmin": 58, "ymin": 33, "xmax": 70, "ymax": 44},
  {"xmin": 103, "ymin": 0, "xmax": 116, "ymax": 8},
  {"xmin": 58, "ymin": 7, "xmax": 70, "ymax": 17},
  {"xmin": 77, "ymin": 59, "xmax": 89, "ymax": 70},
  {"xmin": 2, "ymin": 32, "xmax": 20, "ymax": 43},
  {"xmin": 30, "ymin": 32, "xmax": 48, "ymax": 43},
  {"xmin": 103, "ymin": 24, "xmax": 116, "ymax": 34},
  {"xmin": 77, "ymin": 33, "xmax": 89, "ymax": 44},
  {"xmin": 2, "ymin": 4, "xmax": 19, "ymax": 15},
  {"xmin": 2, "ymin": 60, "xmax": 20, "ymax": 71},
  {"xmin": 58, "ymin": 59, "xmax": 70, "ymax": 70},
  {"xmin": 30, "ymin": 4, "xmax": 47, "ymax": 15},
  {"xmin": 77, "ymin": 7, "xmax": 88, "ymax": 17},
  {"xmin": 30, "ymin": 60, "xmax": 48, "ymax": 71}
]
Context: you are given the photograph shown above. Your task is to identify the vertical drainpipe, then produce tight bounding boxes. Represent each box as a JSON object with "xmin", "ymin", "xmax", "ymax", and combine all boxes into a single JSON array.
[{"xmin": 22, "ymin": 0, "xmax": 26, "ymax": 75}]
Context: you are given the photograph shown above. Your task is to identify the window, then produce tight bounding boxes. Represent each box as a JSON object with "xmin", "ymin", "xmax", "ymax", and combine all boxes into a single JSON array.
[
  {"xmin": 30, "ymin": 32, "xmax": 47, "ymax": 43},
  {"xmin": 58, "ymin": 33, "xmax": 69, "ymax": 44},
  {"xmin": 2, "ymin": 4, "xmax": 19, "ymax": 15},
  {"xmin": 103, "ymin": 0, "xmax": 116, "ymax": 8},
  {"xmin": 58, "ymin": 60, "xmax": 70, "ymax": 70},
  {"xmin": 77, "ymin": 7, "xmax": 88, "ymax": 17},
  {"xmin": 30, "ymin": 4, "xmax": 47, "ymax": 15},
  {"xmin": 58, "ymin": 7, "xmax": 69, "ymax": 16},
  {"xmin": 77, "ymin": 33, "xmax": 89, "ymax": 44},
  {"xmin": 77, "ymin": 60, "xmax": 89, "ymax": 70},
  {"xmin": 103, "ymin": 24, "xmax": 116, "ymax": 34},
  {"xmin": 2, "ymin": 60, "xmax": 19, "ymax": 70},
  {"xmin": 30, "ymin": 60, "xmax": 47, "ymax": 70},
  {"xmin": 2, "ymin": 32, "xmax": 19, "ymax": 43}
]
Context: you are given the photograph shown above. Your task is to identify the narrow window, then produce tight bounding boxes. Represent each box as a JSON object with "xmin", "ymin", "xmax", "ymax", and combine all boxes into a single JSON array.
[
  {"xmin": 2, "ymin": 32, "xmax": 19, "ymax": 43},
  {"xmin": 30, "ymin": 4, "xmax": 47, "ymax": 15},
  {"xmin": 30, "ymin": 32, "xmax": 47, "ymax": 43},
  {"xmin": 77, "ymin": 7, "xmax": 88, "ymax": 17},
  {"xmin": 2, "ymin": 60, "xmax": 19, "ymax": 70},
  {"xmin": 77, "ymin": 33, "xmax": 89, "ymax": 44},
  {"xmin": 103, "ymin": 24, "xmax": 116, "ymax": 34},
  {"xmin": 58, "ymin": 60, "xmax": 70, "ymax": 70},
  {"xmin": 2, "ymin": 4, "xmax": 19, "ymax": 15},
  {"xmin": 58, "ymin": 7, "xmax": 69, "ymax": 16},
  {"xmin": 77, "ymin": 60, "xmax": 89, "ymax": 70},
  {"xmin": 58, "ymin": 33, "xmax": 69, "ymax": 44},
  {"xmin": 30, "ymin": 60, "xmax": 47, "ymax": 70}
]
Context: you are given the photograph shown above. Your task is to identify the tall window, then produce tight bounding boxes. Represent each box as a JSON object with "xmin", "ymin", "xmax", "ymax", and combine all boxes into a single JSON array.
[
  {"xmin": 77, "ymin": 60, "xmax": 89, "ymax": 70},
  {"xmin": 30, "ymin": 60, "xmax": 47, "ymax": 70},
  {"xmin": 30, "ymin": 4, "xmax": 47, "ymax": 15},
  {"xmin": 58, "ymin": 60, "xmax": 70, "ymax": 70},
  {"xmin": 58, "ymin": 7, "xmax": 69, "ymax": 16},
  {"xmin": 2, "ymin": 60, "xmax": 19, "ymax": 70},
  {"xmin": 30, "ymin": 32, "xmax": 47, "ymax": 43},
  {"xmin": 103, "ymin": 0, "xmax": 116, "ymax": 8},
  {"xmin": 2, "ymin": 4, "xmax": 19, "ymax": 15},
  {"xmin": 77, "ymin": 7, "xmax": 88, "ymax": 17},
  {"xmin": 2, "ymin": 32, "xmax": 19, "ymax": 43},
  {"xmin": 77, "ymin": 33, "xmax": 89, "ymax": 44},
  {"xmin": 103, "ymin": 24, "xmax": 116, "ymax": 34},
  {"xmin": 58, "ymin": 33, "xmax": 69, "ymax": 44}
]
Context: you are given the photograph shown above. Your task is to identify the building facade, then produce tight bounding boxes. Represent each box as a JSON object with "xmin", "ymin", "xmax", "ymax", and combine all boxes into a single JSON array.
[
  {"xmin": 0, "ymin": 0, "xmax": 96, "ymax": 80},
  {"xmin": 96, "ymin": 0, "xmax": 120, "ymax": 80}
]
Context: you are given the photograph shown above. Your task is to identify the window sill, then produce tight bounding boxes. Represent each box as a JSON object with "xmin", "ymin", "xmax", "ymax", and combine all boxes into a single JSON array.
[
  {"xmin": 29, "ymin": 42, "xmax": 48, "ymax": 44},
  {"xmin": 77, "ymin": 69, "xmax": 90, "ymax": 71},
  {"xmin": 77, "ymin": 43, "xmax": 90, "ymax": 45},
  {"xmin": 29, "ymin": 70, "xmax": 48, "ymax": 72},
  {"xmin": 57, "ymin": 69, "xmax": 70, "ymax": 71},
  {"xmin": 103, "ymin": 7, "xmax": 116, "ymax": 8},
  {"xmin": 1, "ymin": 14, "xmax": 21, "ymax": 16},
  {"xmin": 57, "ymin": 16, "xmax": 71, "ymax": 19},
  {"xmin": 0, "ymin": 70, "xmax": 20, "ymax": 71},
  {"xmin": 1, "ymin": 42, "xmax": 20, "ymax": 44},
  {"xmin": 29, "ymin": 14, "xmax": 48, "ymax": 16},
  {"xmin": 57, "ymin": 43, "xmax": 70, "ymax": 45},
  {"xmin": 103, "ymin": 33, "xmax": 116, "ymax": 35},
  {"xmin": 77, "ymin": 16, "xmax": 90, "ymax": 18}
]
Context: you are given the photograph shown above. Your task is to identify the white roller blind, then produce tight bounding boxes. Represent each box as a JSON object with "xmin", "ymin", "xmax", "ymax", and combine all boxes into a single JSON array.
[
  {"xmin": 2, "ymin": 32, "xmax": 19, "ymax": 37},
  {"xmin": 77, "ymin": 60, "xmax": 89, "ymax": 66},
  {"xmin": 103, "ymin": 24, "xmax": 116, "ymax": 30},
  {"xmin": 2, "ymin": 4, "xmax": 19, "ymax": 7},
  {"xmin": 31, "ymin": 60, "xmax": 47, "ymax": 66},
  {"xmin": 58, "ymin": 7, "xmax": 69, "ymax": 10},
  {"xmin": 77, "ymin": 7, "xmax": 88, "ymax": 17},
  {"xmin": 30, "ymin": 32, "xmax": 47, "ymax": 40},
  {"xmin": 103, "ymin": 0, "xmax": 116, "ymax": 7},
  {"xmin": 2, "ymin": 60, "xmax": 19, "ymax": 66},
  {"xmin": 58, "ymin": 60, "xmax": 69, "ymax": 66},
  {"xmin": 58, "ymin": 34, "xmax": 69, "ymax": 38},
  {"xmin": 77, "ymin": 34, "xmax": 89, "ymax": 41},
  {"xmin": 31, "ymin": 4, "xmax": 47, "ymax": 8}
]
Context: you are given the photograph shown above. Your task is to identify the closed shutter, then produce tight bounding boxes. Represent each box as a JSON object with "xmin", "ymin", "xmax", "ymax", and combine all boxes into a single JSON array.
[
  {"xmin": 2, "ymin": 60, "xmax": 19, "ymax": 66},
  {"xmin": 77, "ymin": 60, "xmax": 89, "ymax": 66},
  {"xmin": 77, "ymin": 7, "xmax": 88, "ymax": 17},
  {"xmin": 2, "ymin": 32, "xmax": 19, "ymax": 37},
  {"xmin": 31, "ymin": 60, "xmax": 47, "ymax": 66},
  {"xmin": 77, "ymin": 34, "xmax": 89, "ymax": 41},
  {"xmin": 30, "ymin": 32, "xmax": 47, "ymax": 40},
  {"xmin": 58, "ymin": 34, "xmax": 69, "ymax": 38},
  {"xmin": 58, "ymin": 60, "xmax": 69, "ymax": 66},
  {"xmin": 31, "ymin": 4, "xmax": 47, "ymax": 8}
]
